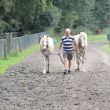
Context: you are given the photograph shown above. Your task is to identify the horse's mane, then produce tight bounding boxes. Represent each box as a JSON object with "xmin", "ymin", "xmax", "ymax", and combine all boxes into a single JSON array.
[
  {"xmin": 79, "ymin": 32, "xmax": 88, "ymax": 47},
  {"xmin": 80, "ymin": 32, "xmax": 87, "ymax": 40},
  {"xmin": 73, "ymin": 32, "xmax": 88, "ymax": 47}
]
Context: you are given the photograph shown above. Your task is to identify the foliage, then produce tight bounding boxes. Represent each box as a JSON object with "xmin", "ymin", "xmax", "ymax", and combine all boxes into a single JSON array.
[
  {"xmin": 0, "ymin": 0, "xmax": 108, "ymax": 35},
  {"xmin": 93, "ymin": 0, "xmax": 107, "ymax": 29}
]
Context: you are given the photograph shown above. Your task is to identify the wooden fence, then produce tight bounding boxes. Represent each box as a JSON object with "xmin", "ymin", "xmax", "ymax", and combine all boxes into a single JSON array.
[{"xmin": 0, "ymin": 32, "xmax": 46, "ymax": 58}]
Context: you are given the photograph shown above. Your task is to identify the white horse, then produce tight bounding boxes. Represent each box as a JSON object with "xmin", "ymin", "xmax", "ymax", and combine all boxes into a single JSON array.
[
  {"xmin": 73, "ymin": 32, "xmax": 88, "ymax": 72},
  {"xmin": 40, "ymin": 35, "xmax": 54, "ymax": 74}
]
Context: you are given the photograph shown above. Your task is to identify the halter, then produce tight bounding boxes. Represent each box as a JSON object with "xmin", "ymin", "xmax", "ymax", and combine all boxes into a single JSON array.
[
  {"xmin": 42, "ymin": 44, "xmax": 48, "ymax": 48},
  {"xmin": 42, "ymin": 38, "xmax": 48, "ymax": 47},
  {"xmin": 41, "ymin": 38, "xmax": 50, "ymax": 56}
]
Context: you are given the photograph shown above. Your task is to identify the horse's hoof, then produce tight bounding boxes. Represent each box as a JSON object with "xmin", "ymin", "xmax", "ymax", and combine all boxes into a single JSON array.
[
  {"xmin": 75, "ymin": 69, "xmax": 80, "ymax": 72},
  {"xmin": 43, "ymin": 70, "xmax": 46, "ymax": 74},
  {"xmin": 47, "ymin": 71, "xmax": 50, "ymax": 73},
  {"xmin": 82, "ymin": 68, "xmax": 85, "ymax": 72}
]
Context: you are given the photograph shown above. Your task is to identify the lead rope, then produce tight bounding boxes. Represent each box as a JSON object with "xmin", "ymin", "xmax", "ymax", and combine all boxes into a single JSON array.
[
  {"xmin": 59, "ymin": 54, "xmax": 64, "ymax": 65},
  {"xmin": 51, "ymin": 53, "xmax": 64, "ymax": 65}
]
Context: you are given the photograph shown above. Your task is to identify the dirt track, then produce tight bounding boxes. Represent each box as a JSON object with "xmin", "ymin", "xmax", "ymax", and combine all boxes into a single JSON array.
[{"xmin": 0, "ymin": 43, "xmax": 110, "ymax": 110}]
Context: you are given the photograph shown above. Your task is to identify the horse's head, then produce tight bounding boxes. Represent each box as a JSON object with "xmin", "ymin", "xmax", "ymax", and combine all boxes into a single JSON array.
[
  {"xmin": 79, "ymin": 32, "xmax": 87, "ymax": 48},
  {"xmin": 40, "ymin": 35, "xmax": 48, "ymax": 51}
]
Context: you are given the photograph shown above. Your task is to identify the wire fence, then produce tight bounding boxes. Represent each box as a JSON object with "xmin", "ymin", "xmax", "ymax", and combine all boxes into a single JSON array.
[{"xmin": 0, "ymin": 32, "xmax": 46, "ymax": 58}]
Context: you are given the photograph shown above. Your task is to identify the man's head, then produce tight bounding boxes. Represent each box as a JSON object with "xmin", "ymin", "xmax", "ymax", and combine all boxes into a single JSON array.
[{"xmin": 65, "ymin": 28, "xmax": 71, "ymax": 37}]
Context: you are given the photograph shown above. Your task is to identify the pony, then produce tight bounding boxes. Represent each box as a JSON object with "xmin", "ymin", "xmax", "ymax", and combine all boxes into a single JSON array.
[
  {"xmin": 73, "ymin": 32, "xmax": 88, "ymax": 72},
  {"xmin": 40, "ymin": 35, "xmax": 54, "ymax": 74}
]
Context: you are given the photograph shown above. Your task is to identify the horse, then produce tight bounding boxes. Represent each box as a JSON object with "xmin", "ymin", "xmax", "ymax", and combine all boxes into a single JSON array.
[
  {"xmin": 73, "ymin": 32, "xmax": 88, "ymax": 72},
  {"xmin": 40, "ymin": 35, "xmax": 54, "ymax": 74}
]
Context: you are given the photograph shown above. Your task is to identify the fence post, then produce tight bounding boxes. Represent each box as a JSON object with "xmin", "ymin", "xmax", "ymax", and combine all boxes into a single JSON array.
[
  {"xmin": 6, "ymin": 33, "xmax": 12, "ymax": 54},
  {"xmin": 38, "ymin": 33, "xmax": 41, "ymax": 43},
  {"xmin": 6, "ymin": 33, "xmax": 10, "ymax": 54},
  {"xmin": 19, "ymin": 38, "xmax": 22, "ymax": 53},
  {"xmin": 107, "ymin": 34, "xmax": 110, "ymax": 47},
  {"xmin": 4, "ymin": 42, "xmax": 7, "ymax": 59}
]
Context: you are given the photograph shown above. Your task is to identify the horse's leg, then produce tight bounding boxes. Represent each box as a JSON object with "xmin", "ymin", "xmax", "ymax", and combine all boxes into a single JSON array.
[
  {"xmin": 43, "ymin": 56, "xmax": 46, "ymax": 74},
  {"xmin": 47, "ymin": 56, "xmax": 50, "ymax": 73},
  {"xmin": 77, "ymin": 53, "xmax": 80, "ymax": 70},
  {"xmin": 76, "ymin": 52, "xmax": 80, "ymax": 70},
  {"xmin": 82, "ymin": 49, "xmax": 85, "ymax": 72},
  {"xmin": 76, "ymin": 44, "xmax": 80, "ymax": 71},
  {"xmin": 74, "ymin": 51, "xmax": 77, "ymax": 69}
]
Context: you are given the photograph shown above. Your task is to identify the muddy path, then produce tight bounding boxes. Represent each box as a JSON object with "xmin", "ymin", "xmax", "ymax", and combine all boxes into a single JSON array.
[{"xmin": 0, "ymin": 43, "xmax": 110, "ymax": 110}]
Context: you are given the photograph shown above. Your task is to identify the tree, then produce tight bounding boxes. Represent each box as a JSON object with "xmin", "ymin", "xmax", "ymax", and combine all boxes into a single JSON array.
[
  {"xmin": 33, "ymin": 1, "xmax": 61, "ymax": 32},
  {"xmin": 93, "ymin": 0, "xmax": 107, "ymax": 29},
  {"xmin": 0, "ymin": 0, "xmax": 108, "ymax": 34},
  {"xmin": 0, "ymin": 0, "xmax": 13, "ymax": 32},
  {"xmin": 53, "ymin": 0, "xmax": 96, "ymax": 33}
]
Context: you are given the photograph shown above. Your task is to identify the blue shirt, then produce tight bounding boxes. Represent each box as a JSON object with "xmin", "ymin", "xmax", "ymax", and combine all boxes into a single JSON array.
[{"xmin": 61, "ymin": 36, "xmax": 74, "ymax": 53}]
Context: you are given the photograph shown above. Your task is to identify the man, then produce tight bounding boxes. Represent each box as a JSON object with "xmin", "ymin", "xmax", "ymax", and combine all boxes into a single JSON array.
[{"xmin": 58, "ymin": 28, "xmax": 78, "ymax": 74}]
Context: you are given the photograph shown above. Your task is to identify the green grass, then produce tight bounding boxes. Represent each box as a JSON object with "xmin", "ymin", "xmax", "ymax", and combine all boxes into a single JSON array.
[
  {"xmin": 0, "ymin": 44, "xmax": 39, "ymax": 74},
  {"xmin": 55, "ymin": 36, "xmax": 60, "ymax": 45},
  {"xmin": 101, "ymin": 44, "xmax": 110, "ymax": 54},
  {"xmin": 88, "ymin": 34, "xmax": 110, "ymax": 54},
  {"xmin": 55, "ymin": 34, "xmax": 107, "ymax": 43},
  {"xmin": 88, "ymin": 34, "xmax": 107, "ymax": 42}
]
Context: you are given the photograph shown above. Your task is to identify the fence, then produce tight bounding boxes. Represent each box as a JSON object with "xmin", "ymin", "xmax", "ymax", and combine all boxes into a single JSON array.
[{"xmin": 0, "ymin": 32, "xmax": 46, "ymax": 58}]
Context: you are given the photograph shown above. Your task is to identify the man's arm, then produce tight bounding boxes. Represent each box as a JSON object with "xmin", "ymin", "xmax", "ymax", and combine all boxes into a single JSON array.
[{"xmin": 58, "ymin": 42, "xmax": 62, "ymax": 55}]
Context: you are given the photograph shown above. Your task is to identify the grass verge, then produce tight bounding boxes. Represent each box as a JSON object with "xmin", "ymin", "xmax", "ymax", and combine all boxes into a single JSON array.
[
  {"xmin": 88, "ymin": 34, "xmax": 110, "ymax": 54},
  {"xmin": 55, "ymin": 34, "xmax": 107, "ymax": 43},
  {"xmin": 0, "ymin": 44, "xmax": 39, "ymax": 74},
  {"xmin": 101, "ymin": 44, "xmax": 110, "ymax": 54},
  {"xmin": 55, "ymin": 36, "xmax": 60, "ymax": 45},
  {"xmin": 88, "ymin": 34, "xmax": 107, "ymax": 42}
]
